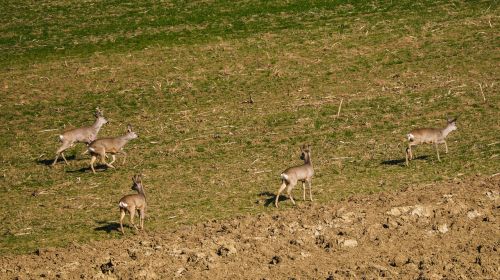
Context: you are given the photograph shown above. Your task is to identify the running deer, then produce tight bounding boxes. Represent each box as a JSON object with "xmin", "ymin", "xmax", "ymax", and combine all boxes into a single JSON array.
[
  {"xmin": 52, "ymin": 108, "xmax": 107, "ymax": 166},
  {"xmin": 88, "ymin": 124, "xmax": 138, "ymax": 173},
  {"xmin": 275, "ymin": 144, "xmax": 314, "ymax": 208},
  {"xmin": 119, "ymin": 175, "xmax": 146, "ymax": 234},
  {"xmin": 405, "ymin": 117, "xmax": 458, "ymax": 166}
]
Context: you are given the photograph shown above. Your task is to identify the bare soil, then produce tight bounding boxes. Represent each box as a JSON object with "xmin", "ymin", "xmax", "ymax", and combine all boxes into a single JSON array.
[{"xmin": 1, "ymin": 175, "xmax": 498, "ymax": 279}]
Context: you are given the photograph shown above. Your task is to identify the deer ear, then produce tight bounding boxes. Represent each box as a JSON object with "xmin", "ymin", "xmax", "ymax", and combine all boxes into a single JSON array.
[
  {"xmin": 127, "ymin": 124, "xmax": 132, "ymax": 132},
  {"xmin": 132, "ymin": 175, "xmax": 137, "ymax": 183}
]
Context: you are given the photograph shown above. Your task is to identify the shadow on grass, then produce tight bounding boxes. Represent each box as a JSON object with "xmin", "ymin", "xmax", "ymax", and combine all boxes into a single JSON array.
[
  {"xmin": 258, "ymin": 191, "xmax": 286, "ymax": 207},
  {"xmin": 37, "ymin": 155, "xmax": 76, "ymax": 166},
  {"xmin": 66, "ymin": 165, "xmax": 110, "ymax": 173},
  {"xmin": 381, "ymin": 155, "xmax": 430, "ymax": 166},
  {"xmin": 94, "ymin": 221, "xmax": 120, "ymax": 233}
]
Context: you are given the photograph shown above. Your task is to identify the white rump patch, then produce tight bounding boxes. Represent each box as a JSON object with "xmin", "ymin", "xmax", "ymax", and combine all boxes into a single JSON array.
[
  {"xmin": 59, "ymin": 135, "xmax": 64, "ymax": 141},
  {"xmin": 407, "ymin": 133, "xmax": 415, "ymax": 141},
  {"xmin": 119, "ymin": 201, "xmax": 128, "ymax": 208},
  {"xmin": 88, "ymin": 147, "xmax": 95, "ymax": 153},
  {"xmin": 280, "ymin": 173, "xmax": 289, "ymax": 181}
]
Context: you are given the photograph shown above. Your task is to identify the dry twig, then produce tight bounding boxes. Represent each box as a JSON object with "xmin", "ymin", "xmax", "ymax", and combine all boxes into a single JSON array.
[
  {"xmin": 336, "ymin": 98, "xmax": 344, "ymax": 118},
  {"xmin": 478, "ymin": 83, "xmax": 486, "ymax": 102}
]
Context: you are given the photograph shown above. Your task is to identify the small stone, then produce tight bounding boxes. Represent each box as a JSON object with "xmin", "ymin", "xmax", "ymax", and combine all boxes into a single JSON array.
[
  {"xmin": 437, "ymin": 224, "xmax": 449, "ymax": 234},
  {"xmin": 175, "ymin": 267, "xmax": 186, "ymax": 277},
  {"xmin": 342, "ymin": 239, "xmax": 358, "ymax": 248},
  {"xmin": 485, "ymin": 190, "xmax": 499, "ymax": 201},
  {"xmin": 410, "ymin": 205, "xmax": 432, "ymax": 217},
  {"xmin": 391, "ymin": 254, "xmax": 408, "ymax": 267},
  {"xmin": 387, "ymin": 207, "xmax": 402, "ymax": 216},
  {"xmin": 467, "ymin": 210, "xmax": 481, "ymax": 219}
]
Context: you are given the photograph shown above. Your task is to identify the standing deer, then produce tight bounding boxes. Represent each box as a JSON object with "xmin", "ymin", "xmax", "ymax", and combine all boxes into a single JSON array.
[
  {"xmin": 52, "ymin": 108, "xmax": 107, "ymax": 166},
  {"xmin": 119, "ymin": 175, "xmax": 146, "ymax": 234},
  {"xmin": 88, "ymin": 124, "xmax": 138, "ymax": 173},
  {"xmin": 405, "ymin": 117, "xmax": 458, "ymax": 166},
  {"xmin": 275, "ymin": 144, "xmax": 314, "ymax": 208}
]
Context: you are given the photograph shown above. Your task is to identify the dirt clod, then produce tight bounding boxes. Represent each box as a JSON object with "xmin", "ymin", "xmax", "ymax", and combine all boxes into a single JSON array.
[
  {"xmin": 100, "ymin": 260, "xmax": 114, "ymax": 274},
  {"xmin": 270, "ymin": 255, "xmax": 282, "ymax": 265},
  {"xmin": 217, "ymin": 244, "xmax": 236, "ymax": 257},
  {"xmin": 390, "ymin": 254, "xmax": 408, "ymax": 267}
]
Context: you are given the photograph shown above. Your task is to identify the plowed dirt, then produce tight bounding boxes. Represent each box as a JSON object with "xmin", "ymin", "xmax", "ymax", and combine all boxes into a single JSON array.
[{"xmin": 1, "ymin": 176, "xmax": 498, "ymax": 279}]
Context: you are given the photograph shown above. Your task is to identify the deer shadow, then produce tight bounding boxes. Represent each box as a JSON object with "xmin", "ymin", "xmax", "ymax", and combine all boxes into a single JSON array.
[
  {"xmin": 66, "ymin": 164, "xmax": 110, "ymax": 173},
  {"xmin": 258, "ymin": 191, "xmax": 287, "ymax": 207},
  {"xmin": 94, "ymin": 221, "xmax": 121, "ymax": 233},
  {"xmin": 381, "ymin": 155, "xmax": 429, "ymax": 166},
  {"xmin": 37, "ymin": 155, "xmax": 76, "ymax": 166}
]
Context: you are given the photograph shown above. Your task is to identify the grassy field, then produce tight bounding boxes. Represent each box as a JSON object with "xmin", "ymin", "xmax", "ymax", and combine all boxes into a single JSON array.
[{"xmin": 0, "ymin": 0, "xmax": 498, "ymax": 255}]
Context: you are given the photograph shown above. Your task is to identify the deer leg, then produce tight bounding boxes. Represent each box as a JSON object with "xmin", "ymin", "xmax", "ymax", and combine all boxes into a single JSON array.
[
  {"xmin": 410, "ymin": 144, "xmax": 416, "ymax": 159},
  {"xmin": 435, "ymin": 143, "xmax": 441, "ymax": 162},
  {"xmin": 61, "ymin": 152, "xmax": 69, "ymax": 165},
  {"xmin": 101, "ymin": 153, "xmax": 115, "ymax": 169},
  {"xmin": 121, "ymin": 151, "xmax": 127, "ymax": 164},
  {"xmin": 275, "ymin": 182, "xmax": 287, "ymax": 208},
  {"xmin": 119, "ymin": 209, "xmax": 126, "ymax": 234},
  {"xmin": 307, "ymin": 179, "xmax": 313, "ymax": 201},
  {"xmin": 109, "ymin": 154, "xmax": 116, "ymax": 166},
  {"xmin": 302, "ymin": 181, "xmax": 306, "ymax": 201},
  {"xmin": 444, "ymin": 140, "xmax": 448, "ymax": 154},
  {"xmin": 129, "ymin": 206, "xmax": 138, "ymax": 231},
  {"xmin": 52, "ymin": 153, "xmax": 60, "ymax": 166},
  {"xmin": 90, "ymin": 156, "xmax": 97, "ymax": 173},
  {"xmin": 286, "ymin": 184, "xmax": 296, "ymax": 205},
  {"xmin": 406, "ymin": 144, "xmax": 413, "ymax": 161},
  {"xmin": 405, "ymin": 147, "xmax": 410, "ymax": 166},
  {"xmin": 52, "ymin": 142, "xmax": 71, "ymax": 166},
  {"xmin": 139, "ymin": 208, "xmax": 145, "ymax": 230}
]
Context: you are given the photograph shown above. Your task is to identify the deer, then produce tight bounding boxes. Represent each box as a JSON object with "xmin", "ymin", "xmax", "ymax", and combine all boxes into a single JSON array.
[
  {"xmin": 405, "ymin": 117, "xmax": 458, "ymax": 166},
  {"xmin": 52, "ymin": 108, "xmax": 108, "ymax": 166},
  {"xmin": 275, "ymin": 144, "xmax": 314, "ymax": 208},
  {"xmin": 119, "ymin": 174, "xmax": 146, "ymax": 234},
  {"xmin": 87, "ymin": 124, "xmax": 138, "ymax": 173}
]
